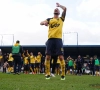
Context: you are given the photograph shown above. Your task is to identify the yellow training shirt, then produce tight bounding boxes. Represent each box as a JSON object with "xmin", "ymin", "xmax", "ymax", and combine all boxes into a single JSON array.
[
  {"xmin": 47, "ymin": 17, "xmax": 65, "ymax": 39},
  {"xmin": 0, "ymin": 55, "xmax": 3, "ymax": 60},
  {"xmin": 8, "ymin": 57, "xmax": 14, "ymax": 62},
  {"xmin": 36, "ymin": 54, "xmax": 42, "ymax": 63},
  {"xmin": 0, "ymin": 55, "xmax": 3, "ymax": 59},
  {"xmin": 8, "ymin": 54, "xmax": 14, "ymax": 62},
  {"xmin": 51, "ymin": 59, "xmax": 54, "ymax": 64},
  {"xmin": 57, "ymin": 59, "xmax": 61, "ymax": 64},
  {"xmin": 24, "ymin": 57, "xmax": 29, "ymax": 64},
  {"xmin": 30, "ymin": 55, "xmax": 35, "ymax": 64}
]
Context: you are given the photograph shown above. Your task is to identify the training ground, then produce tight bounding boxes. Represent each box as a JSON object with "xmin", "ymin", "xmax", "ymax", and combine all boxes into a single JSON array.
[{"xmin": 0, "ymin": 73, "xmax": 100, "ymax": 90}]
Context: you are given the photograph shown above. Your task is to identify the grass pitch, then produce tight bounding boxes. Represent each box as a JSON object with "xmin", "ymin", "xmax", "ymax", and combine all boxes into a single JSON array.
[{"xmin": 0, "ymin": 73, "xmax": 100, "ymax": 90}]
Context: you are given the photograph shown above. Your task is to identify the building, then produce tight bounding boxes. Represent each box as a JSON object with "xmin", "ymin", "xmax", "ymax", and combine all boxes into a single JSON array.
[{"xmin": 0, "ymin": 45, "xmax": 100, "ymax": 59}]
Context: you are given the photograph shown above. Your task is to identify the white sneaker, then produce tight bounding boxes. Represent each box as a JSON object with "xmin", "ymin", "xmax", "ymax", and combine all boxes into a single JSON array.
[
  {"xmin": 29, "ymin": 72, "xmax": 32, "ymax": 74},
  {"xmin": 51, "ymin": 73, "xmax": 55, "ymax": 77}
]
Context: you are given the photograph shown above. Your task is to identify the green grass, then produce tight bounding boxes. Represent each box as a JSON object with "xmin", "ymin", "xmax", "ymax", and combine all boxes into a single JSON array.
[{"xmin": 0, "ymin": 73, "xmax": 100, "ymax": 90}]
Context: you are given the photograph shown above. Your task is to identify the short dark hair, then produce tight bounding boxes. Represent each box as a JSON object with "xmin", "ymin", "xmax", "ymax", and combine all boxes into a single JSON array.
[{"xmin": 16, "ymin": 40, "xmax": 20, "ymax": 43}]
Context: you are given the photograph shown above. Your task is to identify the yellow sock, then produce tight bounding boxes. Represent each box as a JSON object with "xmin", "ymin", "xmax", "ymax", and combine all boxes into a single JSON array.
[
  {"xmin": 10, "ymin": 67, "xmax": 13, "ymax": 72},
  {"xmin": 37, "ymin": 68, "xmax": 40, "ymax": 73},
  {"xmin": 37, "ymin": 68, "xmax": 39, "ymax": 73},
  {"xmin": 45, "ymin": 65, "xmax": 47, "ymax": 75},
  {"xmin": 45, "ymin": 59, "xmax": 50, "ymax": 76},
  {"xmin": 96, "ymin": 71, "xmax": 97, "ymax": 76},
  {"xmin": 60, "ymin": 60, "xmax": 65, "ymax": 76},
  {"xmin": 35, "ymin": 68, "xmax": 37, "ymax": 73},
  {"xmin": 58, "ymin": 68, "xmax": 60, "ymax": 75},
  {"xmin": 30, "ymin": 67, "xmax": 33, "ymax": 72},
  {"xmin": 34, "ymin": 68, "xmax": 36, "ymax": 73},
  {"xmin": 36, "ymin": 68, "xmax": 38, "ymax": 73},
  {"xmin": 8, "ymin": 67, "xmax": 10, "ymax": 72},
  {"xmin": 39, "ymin": 68, "xmax": 40, "ymax": 73},
  {"xmin": 9, "ymin": 67, "xmax": 11, "ymax": 72}
]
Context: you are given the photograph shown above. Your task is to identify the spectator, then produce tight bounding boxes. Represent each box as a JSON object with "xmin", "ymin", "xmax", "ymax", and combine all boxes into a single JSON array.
[
  {"xmin": 94, "ymin": 55, "xmax": 100, "ymax": 76},
  {"xmin": 73, "ymin": 59, "xmax": 77, "ymax": 75},
  {"xmin": 66, "ymin": 56, "xmax": 71, "ymax": 74},
  {"xmin": 0, "ymin": 52, "xmax": 3, "ymax": 69},
  {"xmin": 76, "ymin": 55, "xmax": 84, "ymax": 75},
  {"xmin": 89, "ymin": 57, "xmax": 95, "ymax": 76},
  {"xmin": 68, "ymin": 57, "xmax": 74, "ymax": 74}
]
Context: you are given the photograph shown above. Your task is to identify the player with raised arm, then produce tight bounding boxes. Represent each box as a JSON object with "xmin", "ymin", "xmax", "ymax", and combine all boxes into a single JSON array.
[{"xmin": 40, "ymin": 3, "xmax": 66, "ymax": 80}]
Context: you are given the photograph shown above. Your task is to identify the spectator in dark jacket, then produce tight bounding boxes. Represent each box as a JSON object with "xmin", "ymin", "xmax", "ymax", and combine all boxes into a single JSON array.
[
  {"xmin": 89, "ymin": 57, "xmax": 95, "ymax": 76},
  {"xmin": 76, "ymin": 55, "xmax": 84, "ymax": 75}
]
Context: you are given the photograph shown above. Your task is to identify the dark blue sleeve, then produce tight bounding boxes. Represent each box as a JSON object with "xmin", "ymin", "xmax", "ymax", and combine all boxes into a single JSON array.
[{"xmin": 46, "ymin": 18, "xmax": 52, "ymax": 24}]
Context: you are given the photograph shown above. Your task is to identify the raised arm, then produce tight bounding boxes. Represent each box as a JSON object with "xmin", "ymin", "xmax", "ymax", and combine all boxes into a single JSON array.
[{"xmin": 56, "ymin": 3, "xmax": 67, "ymax": 21}]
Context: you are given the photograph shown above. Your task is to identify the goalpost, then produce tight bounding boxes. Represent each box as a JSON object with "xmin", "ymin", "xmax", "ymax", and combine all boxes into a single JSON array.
[{"xmin": 0, "ymin": 34, "xmax": 14, "ymax": 46}]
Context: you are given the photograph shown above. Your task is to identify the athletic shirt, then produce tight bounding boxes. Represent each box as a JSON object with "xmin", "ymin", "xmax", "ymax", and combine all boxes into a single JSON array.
[
  {"xmin": 51, "ymin": 59, "xmax": 53, "ymax": 64},
  {"xmin": 57, "ymin": 59, "xmax": 60, "ymax": 64},
  {"xmin": 24, "ymin": 57, "xmax": 29, "ymax": 64},
  {"xmin": 95, "ymin": 59, "xmax": 99, "ymax": 65},
  {"xmin": 47, "ymin": 17, "xmax": 65, "ymax": 39},
  {"xmin": 30, "ymin": 55, "xmax": 35, "ymax": 64},
  {"xmin": 0, "ymin": 55, "xmax": 3, "ymax": 62},
  {"xmin": 12, "ymin": 44, "xmax": 20, "ymax": 54},
  {"xmin": 73, "ymin": 62, "xmax": 76, "ymax": 69},
  {"xmin": 68, "ymin": 60, "xmax": 73, "ymax": 66},
  {"xmin": 8, "ymin": 54, "xmax": 13, "ymax": 61},
  {"xmin": 36, "ymin": 54, "xmax": 42, "ymax": 63}
]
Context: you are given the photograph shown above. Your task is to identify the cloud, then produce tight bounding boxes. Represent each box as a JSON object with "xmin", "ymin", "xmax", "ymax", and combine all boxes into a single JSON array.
[
  {"xmin": 63, "ymin": 17, "xmax": 100, "ymax": 45},
  {"xmin": 0, "ymin": 0, "xmax": 100, "ymax": 45},
  {"xmin": 0, "ymin": 0, "xmax": 53, "ymax": 45},
  {"xmin": 76, "ymin": 0, "xmax": 100, "ymax": 18}
]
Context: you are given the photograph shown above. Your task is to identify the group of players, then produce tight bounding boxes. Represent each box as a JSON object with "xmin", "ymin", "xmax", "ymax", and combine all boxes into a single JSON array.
[
  {"xmin": 1, "ymin": 51, "xmax": 63, "ymax": 76},
  {"xmin": 0, "ymin": 51, "xmax": 76, "ymax": 76},
  {"xmin": 1, "ymin": 50, "xmax": 100, "ymax": 78},
  {"xmin": 1, "ymin": 51, "xmax": 42, "ymax": 74}
]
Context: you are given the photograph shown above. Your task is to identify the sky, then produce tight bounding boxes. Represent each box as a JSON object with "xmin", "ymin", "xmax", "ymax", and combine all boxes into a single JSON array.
[{"xmin": 0, "ymin": 0, "xmax": 100, "ymax": 45}]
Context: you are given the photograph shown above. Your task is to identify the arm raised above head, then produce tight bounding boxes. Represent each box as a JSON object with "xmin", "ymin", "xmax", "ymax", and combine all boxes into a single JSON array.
[{"xmin": 56, "ymin": 3, "xmax": 67, "ymax": 21}]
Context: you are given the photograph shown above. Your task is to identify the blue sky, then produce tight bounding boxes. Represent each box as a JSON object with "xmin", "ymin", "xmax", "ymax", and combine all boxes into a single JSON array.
[{"xmin": 0, "ymin": 0, "xmax": 100, "ymax": 45}]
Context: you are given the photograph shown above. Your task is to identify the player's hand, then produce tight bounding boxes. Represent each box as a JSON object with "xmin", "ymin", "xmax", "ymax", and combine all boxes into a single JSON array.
[
  {"xmin": 44, "ymin": 22, "xmax": 48, "ymax": 26},
  {"xmin": 56, "ymin": 3, "xmax": 60, "ymax": 7}
]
